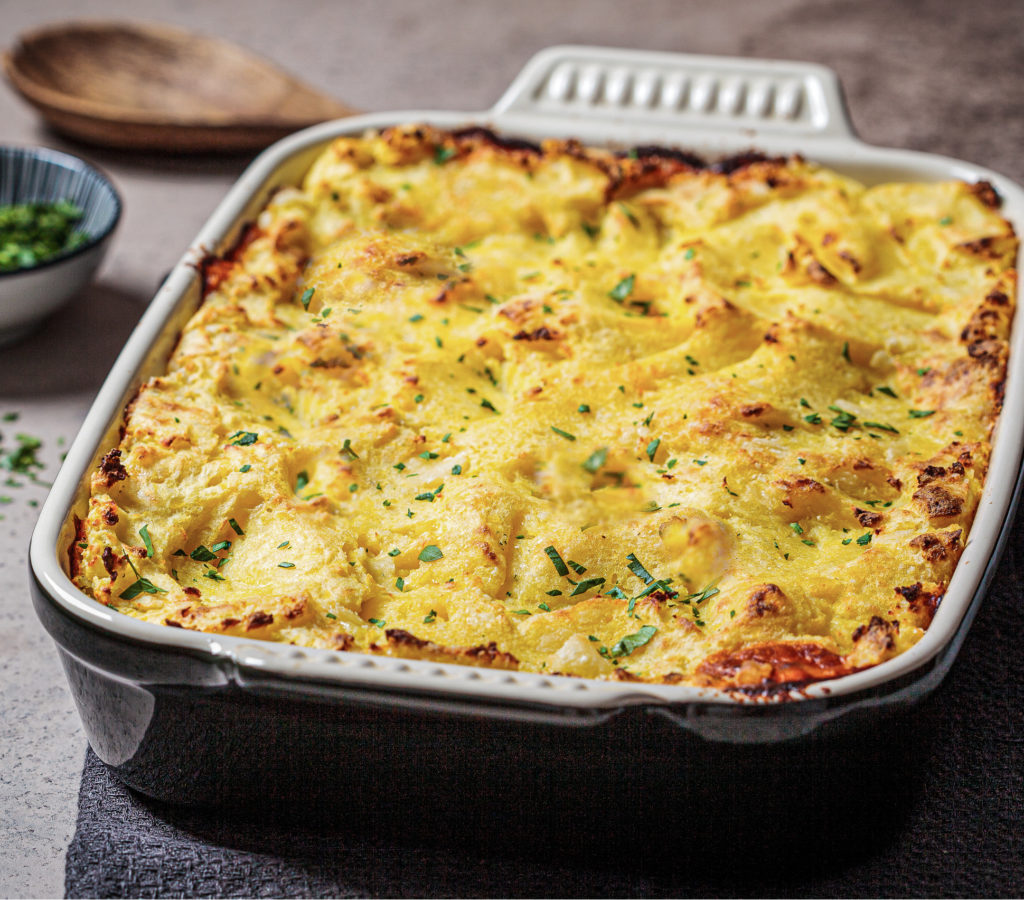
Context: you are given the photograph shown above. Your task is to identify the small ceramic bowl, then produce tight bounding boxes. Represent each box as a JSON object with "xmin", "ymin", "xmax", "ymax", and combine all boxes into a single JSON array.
[{"xmin": 0, "ymin": 145, "xmax": 121, "ymax": 345}]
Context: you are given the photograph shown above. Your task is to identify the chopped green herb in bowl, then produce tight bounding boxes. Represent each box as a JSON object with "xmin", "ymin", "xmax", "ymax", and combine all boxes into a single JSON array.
[
  {"xmin": 0, "ymin": 199, "xmax": 89, "ymax": 272},
  {"xmin": 0, "ymin": 145, "xmax": 121, "ymax": 345}
]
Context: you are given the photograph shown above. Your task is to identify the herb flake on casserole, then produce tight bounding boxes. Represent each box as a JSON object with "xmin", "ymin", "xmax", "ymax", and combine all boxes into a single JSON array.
[{"xmin": 68, "ymin": 125, "xmax": 1017, "ymax": 691}]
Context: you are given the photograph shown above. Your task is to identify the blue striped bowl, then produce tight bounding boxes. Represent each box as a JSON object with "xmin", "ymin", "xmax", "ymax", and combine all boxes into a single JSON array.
[{"xmin": 0, "ymin": 146, "xmax": 121, "ymax": 344}]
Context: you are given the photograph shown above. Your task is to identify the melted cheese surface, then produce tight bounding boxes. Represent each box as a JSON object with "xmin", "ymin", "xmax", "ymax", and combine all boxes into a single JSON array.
[{"xmin": 70, "ymin": 126, "xmax": 1017, "ymax": 689}]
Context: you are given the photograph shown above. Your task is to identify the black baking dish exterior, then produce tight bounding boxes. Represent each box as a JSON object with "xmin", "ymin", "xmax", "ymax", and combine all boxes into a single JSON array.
[{"xmin": 28, "ymin": 48, "xmax": 1024, "ymax": 807}]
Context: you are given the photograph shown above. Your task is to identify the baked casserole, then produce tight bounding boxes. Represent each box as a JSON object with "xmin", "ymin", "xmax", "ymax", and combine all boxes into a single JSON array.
[{"xmin": 68, "ymin": 125, "xmax": 1017, "ymax": 691}]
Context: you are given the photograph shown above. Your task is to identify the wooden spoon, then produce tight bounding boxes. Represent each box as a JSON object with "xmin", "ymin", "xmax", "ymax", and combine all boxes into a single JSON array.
[{"xmin": 3, "ymin": 21, "xmax": 359, "ymax": 153}]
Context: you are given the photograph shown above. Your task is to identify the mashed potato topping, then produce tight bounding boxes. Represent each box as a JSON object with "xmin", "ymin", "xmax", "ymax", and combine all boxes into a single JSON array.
[{"xmin": 69, "ymin": 126, "xmax": 1016, "ymax": 689}]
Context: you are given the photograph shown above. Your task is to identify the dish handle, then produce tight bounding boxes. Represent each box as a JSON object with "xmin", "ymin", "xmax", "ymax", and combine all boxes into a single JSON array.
[{"xmin": 492, "ymin": 45, "xmax": 856, "ymax": 141}]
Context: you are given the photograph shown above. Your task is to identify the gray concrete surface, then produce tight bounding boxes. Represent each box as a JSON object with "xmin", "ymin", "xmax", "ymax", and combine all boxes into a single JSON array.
[{"xmin": 0, "ymin": 0, "xmax": 1020, "ymax": 896}]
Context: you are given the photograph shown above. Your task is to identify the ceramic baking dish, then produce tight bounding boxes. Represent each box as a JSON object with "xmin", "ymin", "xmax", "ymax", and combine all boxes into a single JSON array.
[{"xmin": 29, "ymin": 48, "xmax": 1024, "ymax": 804}]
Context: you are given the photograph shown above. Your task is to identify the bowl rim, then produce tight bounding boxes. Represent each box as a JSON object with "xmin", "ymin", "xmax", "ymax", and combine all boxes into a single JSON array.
[{"xmin": 0, "ymin": 143, "xmax": 122, "ymax": 277}]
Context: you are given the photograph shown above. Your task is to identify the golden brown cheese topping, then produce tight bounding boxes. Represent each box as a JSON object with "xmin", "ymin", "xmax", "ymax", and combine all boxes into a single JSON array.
[{"xmin": 68, "ymin": 125, "xmax": 1017, "ymax": 690}]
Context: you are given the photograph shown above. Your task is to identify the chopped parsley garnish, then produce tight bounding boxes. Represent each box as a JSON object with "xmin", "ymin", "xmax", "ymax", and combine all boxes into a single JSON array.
[
  {"xmin": 139, "ymin": 525, "xmax": 154, "ymax": 558},
  {"xmin": 0, "ymin": 199, "xmax": 87, "ymax": 272},
  {"xmin": 618, "ymin": 203, "xmax": 640, "ymax": 228},
  {"xmin": 578, "ymin": 404, "xmax": 590, "ymax": 413},
  {"xmin": 119, "ymin": 576, "xmax": 166, "ymax": 600},
  {"xmin": 803, "ymin": 413, "xmax": 822, "ymax": 425},
  {"xmin": 423, "ymin": 610, "xmax": 436, "ymax": 624},
  {"xmin": 299, "ymin": 288, "xmax": 314, "ymax": 310},
  {"xmin": 209, "ymin": 541, "xmax": 231, "ymax": 553},
  {"xmin": 434, "ymin": 145, "xmax": 456, "ymax": 165},
  {"xmin": 415, "ymin": 484, "xmax": 444, "ymax": 501},
  {"xmin": 609, "ymin": 274, "xmax": 635, "ymax": 302},
  {"xmin": 340, "ymin": 438, "xmax": 359, "ymax": 460},
  {"xmin": 451, "ymin": 464, "xmax": 462, "ymax": 475},
  {"xmin": 544, "ymin": 545, "xmax": 569, "ymax": 576},
  {"xmin": 545, "ymin": 589, "xmax": 563, "ymax": 597},
  {"xmin": 856, "ymin": 533, "xmax": 873, "ymax": 546},
  {"xmin": 570, "ymin": 576, "xmax": 606, "ymax": 597},
  {"xmin": 551, "ymin": 426, "xmax": 576, "ymax": 441},
  {"xmin": 829, "ymin": 406, "xmax": 857, "ymax": 431},
  {"xmin": 239, "ymin": 464, "xmax": 251, "ymax": 473},
  {"xmin": 277, "ymin": 541, "xmax": 290, "ymax": 549},
  {"xmin": 538, "ymin": 602, "xmax": 551, "ymax": 612},
  {"xmin": 419, "ymin": 450, "xmax": 439, "ymax": 460},
  {"xmin": 395, "ymin": 577, "xmax": 405, "ymax": 591},
  {"xmin": 686, "ymin": 585, "xmax": 720, "ymax": 606},
  {"xmin": 841, "ymin": 341, "xmax": 851, "ymax": 362},
  {"xmin": 582, "ymin": 447, "xmax": 608, "ymax": 474},
  {"xmin": 876, "ymin": 386, "xmax": 898, "ymax": 398},
  {"xmin": 278, "ymin": 562, "xmax": 295, "ymax": 568},
  {"xmin": 480, "ymin": 398, "xmax": 498, "ymax": 413},
  {"xmin": 863, "ymin": 421, "xmax": 899, "ymax": 434},
  {"xmin": 646, "ymin": 438, "xmax": 660, "ymax": 462},
  {"xmin": 625, "ymin": 553, "xmax": 654, "ymax": 585},
  {"xmin": 368, "ymin": 617, "xmax": 387, "ymax": 627},
  {"xmin": 295, "ymin": 470, "xmax": 309, "ymax": 493},
  {"xmin": 1, "ymin": 433, "xmax": 44, "ymax": 476},
  {"xmin": 908, "ymin": 409, "xmax": 936, "ymax": 418},
  {"xmin": 608, "ymin": 625, "xmax": 657, "ymax": 658},
  {"xmin": 190, "ymin": 545, "xmax": 218, "ymax": 562},
  {"xmin": 790, "ymin": 522, "xmax": 804, "ymax": 535},
  {"xmin": 229, "ymin": 431, "xmax": 258, "ymax": 446},
  {"xmin": 419, "ymin": 545, "xmax": 444, "ymax": 562},
  {"xmin": 203, "ymin": 570, "xmax": 226, "ymax": 582},
  {"xmin": 414, "ymin": 394, "xmax": 424, "ymax": 404},
  {"xmin": 228, "ymin": 518, "xmax": 244, "ymax": 535}
]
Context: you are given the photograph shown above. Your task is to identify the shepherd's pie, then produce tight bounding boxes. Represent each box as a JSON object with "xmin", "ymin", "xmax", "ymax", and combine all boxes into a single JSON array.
[{"xmin": 69, "ymin": 125, "xmax": 1017, "ymax": 690}]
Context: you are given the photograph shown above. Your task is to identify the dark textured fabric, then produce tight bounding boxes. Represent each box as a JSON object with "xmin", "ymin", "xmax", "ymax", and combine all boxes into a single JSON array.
[{"xmin": 64, "ymin": 0, "xmax": 1024, "ymax": 895}]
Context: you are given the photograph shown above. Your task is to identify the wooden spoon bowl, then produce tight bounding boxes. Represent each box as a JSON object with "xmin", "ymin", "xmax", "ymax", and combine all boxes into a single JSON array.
[{"xmin": 3, "ymin": 21, "xmax": 358, "ymax": 153}]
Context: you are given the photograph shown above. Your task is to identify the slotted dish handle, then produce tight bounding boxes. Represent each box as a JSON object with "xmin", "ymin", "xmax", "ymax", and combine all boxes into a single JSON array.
[{"xmin": 492, "ymin": 45, "xmax": 856, "ymax": 140}]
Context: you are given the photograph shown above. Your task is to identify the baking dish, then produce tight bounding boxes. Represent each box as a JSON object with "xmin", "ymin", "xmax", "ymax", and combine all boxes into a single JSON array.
[{"xmin": 29, "ymin": 47, "xmax": 1024, "ymax": 804}]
